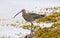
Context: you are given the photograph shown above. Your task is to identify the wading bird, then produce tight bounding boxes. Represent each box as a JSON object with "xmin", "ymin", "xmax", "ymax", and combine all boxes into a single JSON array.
[{"xmin": 13, "ymin": 9, "xmax": 46, "ymax": 38}]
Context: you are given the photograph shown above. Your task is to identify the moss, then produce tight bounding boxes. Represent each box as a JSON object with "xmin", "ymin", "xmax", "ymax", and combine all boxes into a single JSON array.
[
  {"xmin": 36, "ymin": 12, "xmax": 60, "ymax": 23},
  {"xmin": 33, "ymin": 23, "xmax": 60, "ymax": 38}
]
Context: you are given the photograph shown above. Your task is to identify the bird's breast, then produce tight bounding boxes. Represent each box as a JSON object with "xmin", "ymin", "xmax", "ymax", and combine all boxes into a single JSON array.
[{"xmin": 22, "ymin": 14, "xmax": 34, "ymax": 22}]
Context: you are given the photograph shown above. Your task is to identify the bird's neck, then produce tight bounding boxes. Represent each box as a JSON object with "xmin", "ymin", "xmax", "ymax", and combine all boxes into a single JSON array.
[{"xmin": 22, "ymin": 11, "xmax": 26, "ymax": 15}]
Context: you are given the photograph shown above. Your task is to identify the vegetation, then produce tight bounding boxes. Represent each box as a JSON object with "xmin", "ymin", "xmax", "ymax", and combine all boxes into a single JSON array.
[
  {"xmin": 33, "ymin": 23, "xmax": 60, "ymax": 38},
  {"xmin": 36, "ymin": 12, "xmax": 60, "ymax": 23}
]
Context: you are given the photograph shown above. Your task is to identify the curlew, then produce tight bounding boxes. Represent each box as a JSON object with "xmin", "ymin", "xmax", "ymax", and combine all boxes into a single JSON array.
[{"xmin": 13, "ymin": 9, "xmax": 46, "ymax": 38}]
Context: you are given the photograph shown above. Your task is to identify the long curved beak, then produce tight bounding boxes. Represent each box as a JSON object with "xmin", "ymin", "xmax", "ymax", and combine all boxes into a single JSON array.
[{"xmin": 13, "ymin": 11, "xmax": 21, "ymax": 18}]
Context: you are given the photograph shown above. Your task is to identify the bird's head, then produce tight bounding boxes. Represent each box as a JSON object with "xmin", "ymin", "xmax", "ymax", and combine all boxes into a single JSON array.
[
  {"xmin": 13, "ymin": 9, "xmax": 26, "ymax": 18},
  {"xmin": 20, "ymin": 9, "xmax": 26, "ymax": 12}
]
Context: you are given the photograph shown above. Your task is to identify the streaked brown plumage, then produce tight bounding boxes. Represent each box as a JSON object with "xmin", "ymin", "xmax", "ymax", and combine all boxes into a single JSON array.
[{"xmin": 13, "ymin": 9, "xmax": 45, "ymax": 22}]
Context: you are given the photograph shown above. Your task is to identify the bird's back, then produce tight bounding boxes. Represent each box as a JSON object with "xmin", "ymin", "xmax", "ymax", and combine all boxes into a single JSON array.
[{"xmin": 22, "ymin": 13, "xmax": 45, "ymax": 22}]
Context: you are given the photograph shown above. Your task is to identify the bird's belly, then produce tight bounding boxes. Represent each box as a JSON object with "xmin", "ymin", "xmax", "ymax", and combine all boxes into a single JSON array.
[{"xmin": 23, "ymin": 15, "xmax": 35, "ymax": 22}]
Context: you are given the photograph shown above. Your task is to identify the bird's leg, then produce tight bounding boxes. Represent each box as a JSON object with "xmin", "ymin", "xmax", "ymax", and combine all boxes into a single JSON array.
[{"xmin": 30, "ymin": 22, "xmax": 33, "ymax": 38}]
